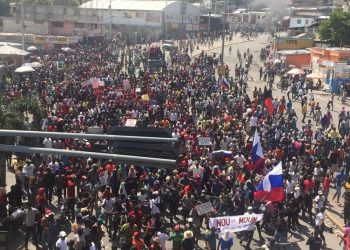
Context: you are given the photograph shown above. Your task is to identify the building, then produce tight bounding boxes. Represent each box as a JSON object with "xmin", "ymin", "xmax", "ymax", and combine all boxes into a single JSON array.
[
  {"xmin": 288, "ymin": 6, "xmax": 333, "ymax": 35},
  {"xmin": 288, "ymin": 0, "xmax": 333, "ymax": 6},
  {"xmin": 272, "ymin": 36, "xmax": 314, "ymax": 51},
  {"xmin": 277, "ymin": 49, "xmax": 311, "ymax": 68},
  {"xmin": 0, "ymin": 0, "xmax": 200, "ymax": 41},
  {"xmin": 310, "ymin": 47, "xmax": 350, "ymax": 92},
  {"xmin": 228, "ymin": 9, "xmax": 267, "ymax": 30}
]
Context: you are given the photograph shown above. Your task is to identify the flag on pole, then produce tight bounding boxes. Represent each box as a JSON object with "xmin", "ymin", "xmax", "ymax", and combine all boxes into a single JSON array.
[
  {"xmin": 254, "ymin": 162, "xmax": 284, "ymax": 201},
  {"xmin": 252, "ymin": 130, "xmax": 265, "ymax": 171},
  {"xmin": 220, "ymin": 78, "xmax": 230, "ymax": 89},
  {"xmin": 264, "ymin": 97, "xmax": 274, "ymax": 117}
]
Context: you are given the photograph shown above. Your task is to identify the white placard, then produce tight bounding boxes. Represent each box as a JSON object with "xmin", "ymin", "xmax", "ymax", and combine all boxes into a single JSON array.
[
  {"xmin": 125, "ymin": 119, "xmax": 137, "ymax": 127},
  {"xmin": 198, "ymin": 137, "xmax": 212, "ymax": 146},
  {"xmin": 196, "ymin": 202, "xmax": 214, "ymax": 215}
]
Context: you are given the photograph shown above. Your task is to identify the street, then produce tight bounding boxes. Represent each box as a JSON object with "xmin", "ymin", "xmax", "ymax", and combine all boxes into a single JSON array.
[{"xmin": 6, "ymin": 33, "xmax": 347, "ymax": 250}]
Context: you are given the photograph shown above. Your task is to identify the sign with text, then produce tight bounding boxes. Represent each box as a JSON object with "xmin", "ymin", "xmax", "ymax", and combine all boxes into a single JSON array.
[
  {"xmin": 125, "ymin": 119, "xmax": 137, "ymax": 127},
  {"xmin": 209, "ymin": 214, "xmax": 263, "ymax": 233},
  {"xmin": 196, "ymin": 202, "xmax": 214, "ymax": 215},
  {"xmin": 218, "ymin": 65, "xmax": 226, "ymax": 76},
  {"xmin": 198, "ymin": 137, "xmax": 212, "ymax": 146}
]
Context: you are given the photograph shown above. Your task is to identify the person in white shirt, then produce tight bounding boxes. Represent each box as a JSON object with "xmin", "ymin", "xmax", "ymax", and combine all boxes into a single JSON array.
[
  {"xmin": 315, "ymin": 207, "xmax": 326, "ymax": 246},
  {"xmin": 23, "ymin": 160, "xmax": 35, "ymax": 178},
  {"xmin": 240, "ymin": 206, "xmax": 256, "ymax": 248},
  {"xmin": 56, "ymin": 231, "xmax": 68, "ymax": 250},
  {"xmin": 234, "ymin": 152, "xmax": 246, "ymax": 169},
  {"xmin": 102, "ymin": 194, "xmax": 115, "ymax": 232},
  {"xmin": 157, "ymin": 231, "xmax": 169, "ymax": 250},
  {"xmin": 314, "ymin": 191, "xmax": 325, "ymax": 210},
  {"xmin": 150, "ymin": 191, "xmax": 161, "ymax": 215}
]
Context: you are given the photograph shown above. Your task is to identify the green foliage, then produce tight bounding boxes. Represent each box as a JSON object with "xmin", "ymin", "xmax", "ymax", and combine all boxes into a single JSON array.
[
  {"xmin": 0, "ymin": 0, "xmax": 11, "ymax": 16},
  {"xmin": 317, "ymin": 9, "xmax": 350, "ymax": 46}
]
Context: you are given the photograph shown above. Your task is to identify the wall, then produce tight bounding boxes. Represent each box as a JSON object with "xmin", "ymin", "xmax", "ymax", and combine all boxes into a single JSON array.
[
  {"xmin": 274, "ymin": 38, "xmax": 314, "ymax": 50},
  {"xmin": 2, "ymin": 18, "xmax": 49, "ymax": 35},
  {"xmin": 284, "ymin": 53, "xmax": 311, "ymax": 68},
  {"xmin": 289, "ymin": 17, "xmax": 315, "ymax": 28},
  {"xmin": 49, "ymin": 21, "xmax": 75, "ymax": 36}
]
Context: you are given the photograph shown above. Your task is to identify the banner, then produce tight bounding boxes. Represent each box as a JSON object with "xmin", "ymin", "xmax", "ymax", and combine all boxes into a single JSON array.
[
  {"xmin": 198, "ymin": 137, "xmax": 211, "ymax": 146},
  {"xmin": 196, "ymin": 202, "xmax": 214, "ymax": 215},
  {"xmin": 209, "ymin": 214, "xmax": 263, "ymax": 233}
]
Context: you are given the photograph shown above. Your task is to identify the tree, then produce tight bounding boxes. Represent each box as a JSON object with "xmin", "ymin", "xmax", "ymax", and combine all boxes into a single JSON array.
[
  {"xmin": 318, "ymin": 9, "xmax": 350, "ymax": 47},
  {"xmin": 0, "ymin": 0, "xmax": 10, "ymax": 16}
]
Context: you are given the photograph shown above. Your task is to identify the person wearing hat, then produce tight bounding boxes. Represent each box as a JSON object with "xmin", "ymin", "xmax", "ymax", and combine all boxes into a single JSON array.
[
  {"xmin": 181, "ymin": 230, "xmax": 195, "ymax": 250},
  {"xmin": 170, "ymin": 225, "xmax": 183, "ymax": 250},
  {"xmin": 156, "ymin": 231, "xmax": 169, "ymax": 250},
  {"xmin": 314, "ymin": 190, "xmax": 325, "ymax": 210},
  {"xmin": 149, "ymin": 237, "xmax": 162, "ymax": 250},
  {"xmin": 131, "ymin": 231, "xmax": 145, "ymax": 250},
  {"xmin": 218, "ymin": 230, "xmax": 234, "ymax": 250},
  {"xmin": 55, "ymin": 231, "xmax": 68, "ymax": 250}
]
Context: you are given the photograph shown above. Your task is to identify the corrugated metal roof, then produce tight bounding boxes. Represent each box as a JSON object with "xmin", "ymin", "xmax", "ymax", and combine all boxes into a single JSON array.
[{"xmin": 80, "ymin": 0, "xmax": 177, "ymax": 11}]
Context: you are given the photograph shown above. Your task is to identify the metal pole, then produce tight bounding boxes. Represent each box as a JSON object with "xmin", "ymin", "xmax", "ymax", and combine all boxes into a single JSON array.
[
  {"xmin": 165, "ymin": 0, "xmax": 168, "ymax": 38},
  {"xmin": 109, "ymin": 0, "xmax": 112, "ymax": 33},
  {"xmin": 21, "ymin": 1, "xmax": 25, "ymax": 51},
  {"xmin": 220, "ymin": 0, "xmax": 227, "ymax": 65},
  {"xmin": 208, "ymin": 11, "xmax": 211, "ymax": 33},
  {"xmin": 180, "ymin": 0, "xmax": 185, "ymax": 51},
  {"xmin": 0, "ymin": 130, "xmax": 178, "ymax": 142},
  {"xmin": 0, "ymin": 144, "xmax": 177, "ymax": 168}
]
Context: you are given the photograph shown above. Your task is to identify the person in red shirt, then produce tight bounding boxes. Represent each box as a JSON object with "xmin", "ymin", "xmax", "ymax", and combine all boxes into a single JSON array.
[
  {"xmin": 322, "ymin": 174, "xmax": 331, "ymax": 204},
  {"xmin": 66, "ymin": 176, "xmax": 75, "ymax": 220},
  {"xmin": 304, "ymin": 175, "xmax": 315, "ymax": 195}
]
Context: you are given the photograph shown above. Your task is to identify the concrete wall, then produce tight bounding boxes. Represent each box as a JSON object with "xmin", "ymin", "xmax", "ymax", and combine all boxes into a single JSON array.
[
  {"xmin": 2, "ymin": 18, "xmax": 49, "ymax": 35},
  {"xmin": 284, "ymin": 53, "xmax": 311, "ymax": 68}
]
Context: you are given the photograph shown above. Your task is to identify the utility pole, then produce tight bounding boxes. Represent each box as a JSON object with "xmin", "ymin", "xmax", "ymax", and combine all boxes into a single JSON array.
[
  {"xmin": 165, "ymin": 0, "xmax": 168, "ymax": 38},
  {"xmin": 180, "ymin": 0, "xmax": 185, "ymax": 51},
  {"xmin": 208, "ymin": 11, "xmax": 211, "ymax": 33},
  {"xmin": 109, "ymin": 0, "xmax": 112, "ymax": 35},
  {"xmin": 220, "ymin": 0, "xmax": 227, "ymax": 65},
  {"xmin": 21, "ymin": 1, "xmax": 25, "ymax": 51}
]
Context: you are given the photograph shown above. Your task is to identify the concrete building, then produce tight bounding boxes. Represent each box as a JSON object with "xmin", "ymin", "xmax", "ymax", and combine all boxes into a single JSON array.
[
  {"xmin": 277, "ymin": 49, "xmax": 311, "ymax": 69},
  {"xmin": 0, "ymin": 0, "xmax": 200, "ymax": 41},
  {"xmin": 310, "ymin": 47, "xmax": 350, "ymax": 92}
]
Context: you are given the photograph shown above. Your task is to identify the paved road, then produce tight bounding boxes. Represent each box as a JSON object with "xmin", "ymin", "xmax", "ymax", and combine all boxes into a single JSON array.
[{"xmin": 7, "ymin": 33, "xmax": 346, "ymax": 249}]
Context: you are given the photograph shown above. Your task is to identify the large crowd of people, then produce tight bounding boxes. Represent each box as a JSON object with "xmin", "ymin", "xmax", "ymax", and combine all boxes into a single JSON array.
[{"xmin": 0, "ymin": 33, "xmax": 350, "ymax": 250}]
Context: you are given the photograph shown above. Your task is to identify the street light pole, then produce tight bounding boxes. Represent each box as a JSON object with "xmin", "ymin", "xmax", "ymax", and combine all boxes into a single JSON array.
[
  {"xmin": 220, "ymin": 0, "xmax": 227, "ymax": 65},
  {"xmin": 180, "ymin": 0, "xmax": 185, "ymax": 51},
  {"xmin": 21, "ymin": 1, "xmax": 25, "ymax": 51},
  {"xmin": 165, "ymin": 0, "xmax": 168, "ymax": 39},
  {"xmin": 208, "ymin": 11, "xmax": 211, "ymax": 33}
]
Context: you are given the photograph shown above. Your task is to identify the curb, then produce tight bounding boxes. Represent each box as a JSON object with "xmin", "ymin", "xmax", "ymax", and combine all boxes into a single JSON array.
[{"xmin": 192, "ymin": 39, "xmax": 254, "ymax": 57}]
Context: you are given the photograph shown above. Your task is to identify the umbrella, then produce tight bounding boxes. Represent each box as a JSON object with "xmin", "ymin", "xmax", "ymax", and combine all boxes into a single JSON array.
[
  {"xmin": 14, "ymin": 65, "xmax": 35, "ymax": 73},
  {"xmin": 287, "ymin": 68, "xmax": 305, "ymax": 75},
  {"xmin": 306, "ymin": 72, "xmax": 323, "ymax": 79},
  {"xmin": 61, "ymin": 47, "xmax": 73, "ymax": 52},
  {"xmin": 0, "ymin": 45, "xmax": 30, "ymax": 56},
  {"xmin": 273, "ymin": 59, "xmax": 281, "ymax": 64},
  {"xmin": 27, "ymin": 46, "xmax": 38, "ymax": 51},
  {"xmin": 30, "ymin": 62, "xmax": 42, "ymax": 68}
]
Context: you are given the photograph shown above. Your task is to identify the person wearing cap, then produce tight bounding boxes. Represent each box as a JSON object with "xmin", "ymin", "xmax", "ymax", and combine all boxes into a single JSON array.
[
  {"xmin": 170, "ymin": 225, "xmax": 183, "ymax": 250},
  {"xmin": 55, "ymin": 231, "xmax": 68, "ymax": 250},
  {"xmin": 314, "ymin": 190, "xmax": 325, "ymax": 210},
  {"xmin": 149, "ymin": 237, "xmax": 162, "ymax": 250},
  {"xmin": 314, "ymin": 207, "xmax": 326, "ymax": 246},
  {"xmin": 131, "ymin": 231, "xmax": 145, "ymax": 250}
]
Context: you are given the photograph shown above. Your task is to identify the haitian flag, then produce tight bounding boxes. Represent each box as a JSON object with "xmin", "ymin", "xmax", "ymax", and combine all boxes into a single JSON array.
[
  {"xmin": 220, "ymin": 78, "xmax": 231, "ymax": 90},
  {"xmin": 252, "ymin": 131, "xmax": 265, "ymax": 171},
  {"xmin": 264, "ymin": 97, "xmax": 274, "ymax": 117},
  {"xmin": 254, "ymin": 162, "xmax": 284, "ymax": 201}
]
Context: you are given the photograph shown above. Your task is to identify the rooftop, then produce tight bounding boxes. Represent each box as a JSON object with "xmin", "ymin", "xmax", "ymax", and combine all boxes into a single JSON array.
[
  {"xmin": 278, "ymin": 49, "xmax": 310, "ymax": 55},
  {"xmin": 80, "ymin": 0, "xmax": 177, "ymax": 11}
]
